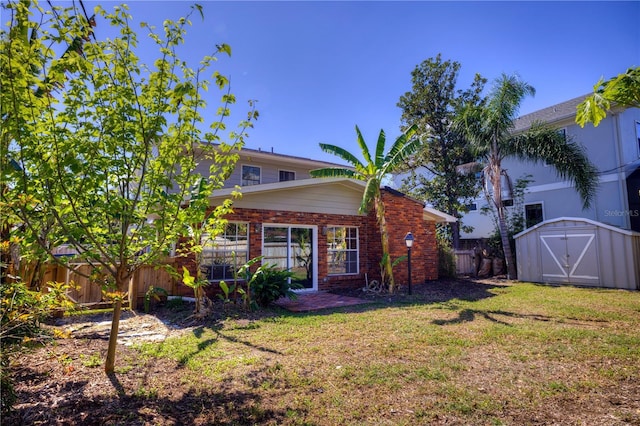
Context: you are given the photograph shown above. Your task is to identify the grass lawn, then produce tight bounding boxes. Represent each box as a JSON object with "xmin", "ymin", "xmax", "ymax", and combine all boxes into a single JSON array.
[{"xmin": 7, "ymin": 279, "xmax": 640, "ymax": 425}]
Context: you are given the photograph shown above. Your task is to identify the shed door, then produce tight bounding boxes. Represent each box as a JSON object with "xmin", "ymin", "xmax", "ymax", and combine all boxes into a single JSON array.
[{"xmin": 539, "ymin": 228, "xmax": 599, "ymax": 285}]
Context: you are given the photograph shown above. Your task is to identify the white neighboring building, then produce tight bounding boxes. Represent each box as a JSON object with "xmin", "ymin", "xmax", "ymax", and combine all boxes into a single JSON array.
[{"xmin": 461, "ymin": 95, "xmax": 640, "ymax": 243}]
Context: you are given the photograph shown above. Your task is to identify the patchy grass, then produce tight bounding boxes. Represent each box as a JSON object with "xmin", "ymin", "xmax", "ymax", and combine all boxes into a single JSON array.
[{"xmin": 6, "ymin": 279, "xmax": 640, "ymax": 425}]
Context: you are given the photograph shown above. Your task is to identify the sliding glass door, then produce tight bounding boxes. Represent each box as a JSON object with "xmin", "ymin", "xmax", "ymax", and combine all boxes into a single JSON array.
[{"xmin": 263, "ymin": 225, "xmax": 316, "ymax": 290}]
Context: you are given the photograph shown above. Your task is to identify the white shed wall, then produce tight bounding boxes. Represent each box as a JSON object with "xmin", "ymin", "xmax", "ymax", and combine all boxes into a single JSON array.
[{"xmin": 516, "ymin": 218, "xmax": 640, "ymax": 290}]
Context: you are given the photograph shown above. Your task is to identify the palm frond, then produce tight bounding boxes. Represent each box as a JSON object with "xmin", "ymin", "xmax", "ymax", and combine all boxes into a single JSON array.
[
  {"xmin": 309, "ymin": 167, "xmax": 359, "ymax": 180},
  {"xmin": 318, "ymin": 143, "xmax": 365, "ymax": 170},
  {"xmin": 506, "ymin": 122, "xmax": 599, "ymax": 209},
  {"xmin": 374, "ymin": 128, "xmax": 386, "ymax": 168},
  {"xmin": 384, "ymin": 125, "xmax": 418, "ymax": 169},
  {"xmin": 355, "ymin": 126, "xmax": 373, "ymax": 170},
  {"xmin": 488, "ymin": 74, "xmax": 535, "ymax": 128}
]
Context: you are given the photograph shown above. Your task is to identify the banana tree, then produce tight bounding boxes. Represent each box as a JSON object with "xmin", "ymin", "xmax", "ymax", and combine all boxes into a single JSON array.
[{"xmin": 310, "ymin": 125, "xmax": 419, "ymax": 293}]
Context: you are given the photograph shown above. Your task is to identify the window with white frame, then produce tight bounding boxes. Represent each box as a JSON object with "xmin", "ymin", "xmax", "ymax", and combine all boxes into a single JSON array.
[
  {"xmin": 327, "ymin": 226, "xmax": 358, "ymax": 275},
  {"xmin": 279, "ymin": 170, "xmax": 296, "ymax": 182},
  {"xmin": 241, "ymin": 165, "xmax": 261, "ymax": 186},
  {"xmin": 202, "ymin": 222, "xmax": 249, "ymax": 281},
  {"xmin": 525, "ymin": 203, "xmax": 544, "ymax": 228}
]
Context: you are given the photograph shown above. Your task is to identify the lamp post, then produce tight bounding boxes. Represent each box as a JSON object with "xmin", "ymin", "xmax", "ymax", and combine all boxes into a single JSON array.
[{"xmin": 404, "ymin": 232, "xmax": 414, "ymax": 295}]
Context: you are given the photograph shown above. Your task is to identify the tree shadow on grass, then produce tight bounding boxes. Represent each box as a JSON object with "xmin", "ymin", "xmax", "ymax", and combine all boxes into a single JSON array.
[
  {"xmin": 431, "ymin": 308, "xmax": 555, "ymax": 326},
  {"xmin": 7, "ymin": 353, "xmax": 289, "ymax": 426}
]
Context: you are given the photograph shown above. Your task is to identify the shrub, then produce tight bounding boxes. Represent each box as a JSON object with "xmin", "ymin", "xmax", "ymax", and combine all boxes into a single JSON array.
[
  {"xmin": 1, "ymin": 278, "xmax": 75, "ymax": 416},
  {"xmin": 248, "ymin": 263, "xmax": 301, "ymax": 308}
]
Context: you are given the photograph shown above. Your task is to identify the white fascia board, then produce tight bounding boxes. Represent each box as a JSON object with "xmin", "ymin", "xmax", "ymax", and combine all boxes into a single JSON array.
[{"xmin": 423, "ymin": 206, "xmax": 458, "ymax": 223}]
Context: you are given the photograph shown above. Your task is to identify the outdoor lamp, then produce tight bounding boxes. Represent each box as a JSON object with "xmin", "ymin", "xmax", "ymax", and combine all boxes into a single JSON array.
[{"xmin": 404, "ymin": 232, "xmax": 414, "ymax": 294}]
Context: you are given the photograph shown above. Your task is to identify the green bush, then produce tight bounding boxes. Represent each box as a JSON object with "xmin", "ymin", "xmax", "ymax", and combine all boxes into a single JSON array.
[
  {"xmin": 1, "ymin": 279, "xmax": 76, "ymax": 416},
  {"xmin": 438, "ymin": 243, "xmax": 457, "ymax": 278},
  {"xmin": 249, "ymin": 263, "xmax": 301, "ymax": 308}
]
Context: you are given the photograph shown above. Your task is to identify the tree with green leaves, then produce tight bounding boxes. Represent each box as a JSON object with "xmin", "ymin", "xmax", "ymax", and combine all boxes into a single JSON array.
[
  {"xmin": 576, "ymin": 66, "xmax": 640, "ymax": 127},
  {"xmin": 397, "ymin": 54, "xmax": 485, "ymax": 248},
  {"xmin": 1, "ymin": 1, "xmax": 256, "ymax": 373},
  {"xmin": 310, "ymin": 125, "xmax": 419, "ymax": 293},
  {"xmin": 457, "ymin": 74, "xmax": 599, "ymax": 279}
]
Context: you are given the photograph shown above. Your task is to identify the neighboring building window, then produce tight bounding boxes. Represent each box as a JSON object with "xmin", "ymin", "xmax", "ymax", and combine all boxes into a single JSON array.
[
  {"xmin": 241, "ymin": 165, "xmax": 261, "ymax": 186},
  {"xmin": 636, "ymin": 121, "xmax": 640, "ymax": 157},
  {"xmin": 202, "ymin": 222, "xmax": 249, "ymax": 281},
  {"xmin": 525, "ymin": 203, "xmax": 544, "ymax": 228},
  {"xmin": 558, "ymin": 128, "xmax": 566, "ymax": 141},
  {"xmin": 327, "ymin": 226, "xmax": 358, "ymax": 275},
  {"xmin": 465, "ymin": 203, "xmax": 477, "ymax": 211},
  {"xmin": 503, "ymin": 199, "xmax": 514, "ymax": 207},
  {"xmin": 279, "ymin": 170, "xmax": 296, "ymax": 182}
]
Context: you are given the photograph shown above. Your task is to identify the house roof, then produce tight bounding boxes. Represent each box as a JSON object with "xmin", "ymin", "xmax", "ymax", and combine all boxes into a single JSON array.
[
  {"xmin": 514, "ymin": 216, "xmax": 640, "ymax": 239},
  {"xmin": 513, "ymin": 95, "xmax": 589, "ymax": 132},
  {"xmin": 209, "ymin": 177, "xmax": 455, "ymax": 222},
  {"xmin": 197, "ymin": 143, "xmax": 352, "ymax": 170}
]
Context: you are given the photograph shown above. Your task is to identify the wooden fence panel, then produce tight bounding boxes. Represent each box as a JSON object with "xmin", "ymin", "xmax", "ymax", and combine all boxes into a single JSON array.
[
  {"xmin": 454, "ymin": 249, "xmax": 476, "ymax": 275},
  {"xmin": 132, "ymin": 262, "xmax": 176, "ymax": 307},
  {"xmin": 35, "ymin": 261, "xmax": 177, "ymax": 308}
]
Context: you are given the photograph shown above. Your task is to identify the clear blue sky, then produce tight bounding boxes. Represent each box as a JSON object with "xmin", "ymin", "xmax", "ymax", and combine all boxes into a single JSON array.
[{"xmin": 83, "ymin": 1, "xmax": 640, "ymax": 163}]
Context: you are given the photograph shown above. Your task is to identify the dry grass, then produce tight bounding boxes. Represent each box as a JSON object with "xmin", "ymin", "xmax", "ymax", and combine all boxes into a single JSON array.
[{"xmin": 6, "ymin": 279, "xmax": 640, "ymax": 425}]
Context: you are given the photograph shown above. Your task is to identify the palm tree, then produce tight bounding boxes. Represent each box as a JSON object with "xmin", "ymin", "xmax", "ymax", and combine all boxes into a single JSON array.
[
  {"xmin": 458, "ymin": 74, "xmax": 599, "ymax": 279},
  {"xmin": 310, "ymin": 125, "xmax": 419, "ymax": 293}
]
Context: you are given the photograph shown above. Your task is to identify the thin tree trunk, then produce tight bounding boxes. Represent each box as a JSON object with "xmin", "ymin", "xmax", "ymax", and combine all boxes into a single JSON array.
[
  {"xmin": 497, "ymin": 209, "xmax": 517, "ymax": 279},
  {"xmin": 490, "ymin": 159, "xmax": 517, "ymax": 279},
  {"xmin": 451, "ymin": 221, "xmax": 461, "ymax": 250},
  {"xmin": 104, "ymin": 298, "xmax": 121, "ymax": 374},
  {"xmin": 376, "ymin": 196, "xmax": 395, "ymax": 293},
  {"xmin": 105, "ymin": 267, "xmax": 128, "ymax": 374}
]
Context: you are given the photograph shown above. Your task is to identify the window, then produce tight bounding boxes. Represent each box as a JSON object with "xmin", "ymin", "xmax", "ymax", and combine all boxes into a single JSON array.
[
  {"xmin": 241, "ymin": 165, "xmax": 261, "ymax": 186},
  {"xmin": 279, "ymin": 170, "xmax": 296, "ymax": 182},
  {"xmin": 525, "ymin": 203, "xmax": 544, "ymax": 228},
  {"xmin": 327, "ymin": 226, "xmax": 358, "ymax": 275},
  {"xmin": 202, "ymin": 223, "xmax": 248, "ymax": 281},
  {"xmin": 465, "ymin": 202, "xmax": 477, "ymax": 211},
  {"xmin": 636, "ymin": 121, "xmax": 640, "ymax": 157}
]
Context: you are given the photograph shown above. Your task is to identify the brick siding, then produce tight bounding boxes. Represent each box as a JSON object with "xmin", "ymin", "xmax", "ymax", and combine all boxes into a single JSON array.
[{"xmin": 173, "ymin": 188, "xmax": 439, "ymax": 297}]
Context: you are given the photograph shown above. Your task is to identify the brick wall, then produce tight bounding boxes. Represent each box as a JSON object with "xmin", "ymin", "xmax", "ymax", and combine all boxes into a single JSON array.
[{"xmin": 173, "ymin": 188, "xmax": 439, "ymax": 296}]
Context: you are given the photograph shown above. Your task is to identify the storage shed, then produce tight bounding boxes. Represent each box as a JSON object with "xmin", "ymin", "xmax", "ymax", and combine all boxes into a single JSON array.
[{"xmin": 515, "ymin": 217, "xmax": 640, "ymax": 290}]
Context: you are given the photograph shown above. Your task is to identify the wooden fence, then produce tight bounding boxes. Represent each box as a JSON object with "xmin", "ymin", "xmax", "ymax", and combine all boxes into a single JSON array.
[
  {"xmin": 40, "ymin": 260, "xmax": 177, "ymax": 309},
  {"xmin": 453, "ymin": 249, "xmax": 477, "ymax": 275}
]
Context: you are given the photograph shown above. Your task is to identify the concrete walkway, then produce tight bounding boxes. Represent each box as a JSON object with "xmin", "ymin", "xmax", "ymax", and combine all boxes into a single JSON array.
[{"xmin": 274, "ymin": 292, "xmax": 371, "ymax": 312}]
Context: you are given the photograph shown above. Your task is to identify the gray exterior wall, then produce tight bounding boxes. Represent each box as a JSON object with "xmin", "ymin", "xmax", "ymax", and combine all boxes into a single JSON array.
[
  {"xmin": 461, "ymin": 97, "xmax": 640, "ymax": 239},
  {"xmin": 193, "ymin": 147, "xmax": 347, "ymax": 189}
]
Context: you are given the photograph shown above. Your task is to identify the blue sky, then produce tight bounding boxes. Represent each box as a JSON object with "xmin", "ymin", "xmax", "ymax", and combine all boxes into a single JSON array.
[{"xmin": 72, "ymin": 1, "xmax": 640, "ymax": 163}]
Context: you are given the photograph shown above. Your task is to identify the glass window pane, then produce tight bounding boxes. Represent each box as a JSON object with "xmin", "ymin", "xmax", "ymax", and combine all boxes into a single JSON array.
[{"xmin": 327, "ymin": 226, "xmax": 358, "ymax": 275}]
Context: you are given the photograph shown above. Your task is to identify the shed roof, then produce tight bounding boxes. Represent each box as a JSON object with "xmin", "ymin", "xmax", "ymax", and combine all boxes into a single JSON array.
[{"xmin": 514, "ymin": 217, "xmax": 640, "ymax": 239}]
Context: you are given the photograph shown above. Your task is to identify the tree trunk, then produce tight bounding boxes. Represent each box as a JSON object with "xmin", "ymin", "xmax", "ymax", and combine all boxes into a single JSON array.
[
  {"xmin": 105, "ymin": 267, "xmax": 128, "ymax": 374},
  {"xmin": 104, "ymin": 298, "xmax": 122, "ymax": 374},
  {"xmin": 490, "ymin": 160, "xmax": 517, "ymax": 280},
  {"xmin": 376, "ymin": 196, "xmax": 395, "ymax": 293},
  {"xmin": 450, "ymin": 221, "xmax": 461, "ymax": 250},
  {"xmin": 497, "ymin": 209, "xmax": 517, "ymax": 279}
]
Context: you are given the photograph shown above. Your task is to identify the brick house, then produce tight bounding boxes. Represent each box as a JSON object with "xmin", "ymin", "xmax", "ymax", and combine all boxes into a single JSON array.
[{"xmin": 172, "ymin": 147, "xmax": 455, "ymax": 296}]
